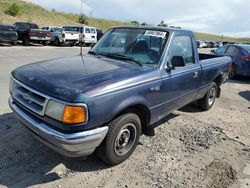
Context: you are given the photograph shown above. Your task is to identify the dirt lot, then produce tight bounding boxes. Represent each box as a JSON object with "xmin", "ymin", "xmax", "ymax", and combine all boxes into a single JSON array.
[{"xmin": 0, "ymin": 47, "xmax": 250, "ymax": 188}]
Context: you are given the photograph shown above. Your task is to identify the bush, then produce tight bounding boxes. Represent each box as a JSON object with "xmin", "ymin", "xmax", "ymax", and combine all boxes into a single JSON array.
[
  {"xmin": 141, "ymin": 22, "xmax": 149, "ymax": 26},
  {"xmin": 5, "ymin": 3, "xmax": 20, "ymax": 17},
  {"xmin": 131, "ymin": 21, "xmax": 140, "ymax": 25},
  {"xmin": 78, "ymin": 14, "xmax": 88, "ymax": 25},
  {"xmin": 158, "ymin": 21, "xmax": 168, "ymax": 27}
]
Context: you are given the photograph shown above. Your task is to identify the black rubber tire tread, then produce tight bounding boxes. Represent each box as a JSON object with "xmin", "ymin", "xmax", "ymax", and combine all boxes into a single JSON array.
[
  {"xmin": 96, "ymin": 113, "xmax": 141, "ymax": 165},
  {"xmin": 198, "ymin": 82, "xmax": 217, "ymax": 111}
]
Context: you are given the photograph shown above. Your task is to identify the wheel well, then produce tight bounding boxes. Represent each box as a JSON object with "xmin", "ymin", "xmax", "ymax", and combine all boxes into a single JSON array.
[
  {"xmin": 213, "ymin": 74, "xmax": 223, "ymax": 87},
  {"xmin": 115, "ymin": 104, "xmax": 151, "ymax": 135}
]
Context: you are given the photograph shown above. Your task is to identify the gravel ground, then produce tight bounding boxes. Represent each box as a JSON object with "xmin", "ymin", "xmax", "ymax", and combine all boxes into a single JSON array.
[{"xmin": 0, "ymin": 47, "xmax": 249, "ymax": 188}]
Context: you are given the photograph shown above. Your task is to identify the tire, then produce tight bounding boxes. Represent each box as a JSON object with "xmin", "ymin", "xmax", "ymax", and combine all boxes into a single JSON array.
[
  {"xmin": 96, "ymin": 113, "xmax": 141, "ymax": 165},
  {"xmin": 229, "ymin": 64, "xmax": 237, "ymax": 79},
  {"xmin": 54, "ymin": 38, "xmax": 60, "ymax": 46},
  {"xmin": 22, "ymin": 37, "xmax": 30, "ymax": 46},
  {"xmin": 42, "ymin": 41, "xmax": 49, "ymax": 46},
  {"xmin": 198, "ymin": 82, "xmax": 218, "ymax": 111},
  {"xmin": 11, "ymin": 41, "xmax": 17, "ymax": 46}
]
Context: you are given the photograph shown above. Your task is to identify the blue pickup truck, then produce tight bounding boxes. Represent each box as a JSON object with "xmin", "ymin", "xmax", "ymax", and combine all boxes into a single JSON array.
[{"xmin": 9, "ymin": 27, "xmax": 231, "ymax": 165}]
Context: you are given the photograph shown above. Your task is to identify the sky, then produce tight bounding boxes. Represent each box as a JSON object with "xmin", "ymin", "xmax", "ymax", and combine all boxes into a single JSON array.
[{"xmin": 26, "ymin": 0, "xmax": 250, "ymax": 37}]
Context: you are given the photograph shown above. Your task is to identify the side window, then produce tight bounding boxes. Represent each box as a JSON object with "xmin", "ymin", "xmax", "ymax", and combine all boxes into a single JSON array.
[
  {"xmin": 85, "ymin": 28, "xmax": 91, "ymax": 33},
  {"xmin": 215, "ymin": 46, "xmax": 226, "ymax": 55},
  {"xmin": 225, "ymin": 46, "xmax": 239, "ymax": 56},
  {"xmin": 168, "ymin": 35, "xmax": 195, "ymax": 66}
]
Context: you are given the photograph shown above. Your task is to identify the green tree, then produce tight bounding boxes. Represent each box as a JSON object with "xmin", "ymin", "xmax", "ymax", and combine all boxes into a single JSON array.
[
  {"xmin": 131, "ymin": 21, "xmax": 140, "ymax": 25},
  {"xmin": 141, "ymin": 22, "xmax": 149, "ymax": 26},
  {"xmin": 158, "ymin": 21, "xmax": 168, "ymax": 27},
  {"xmin": 5, "ymin": 3, "xmax": 20, "ymax": 17},
  {"xmin": 78, "ymin": 13, "xmax": 88, "ymax": 25}
]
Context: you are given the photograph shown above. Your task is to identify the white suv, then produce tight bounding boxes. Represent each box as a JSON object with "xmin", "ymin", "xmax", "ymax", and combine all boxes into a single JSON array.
[{"xmin": 63, "ymin": 26, "xmax": 97, "ymax": 46}]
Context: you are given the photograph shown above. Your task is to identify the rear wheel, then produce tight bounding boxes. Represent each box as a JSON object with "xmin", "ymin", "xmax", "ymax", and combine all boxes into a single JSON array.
[
  {"xmin": 97, "ymin": 113, "xmax": 141, "ymax": 165},
  {"xmin": 22, "ymin": 37, "xmax": 30, "ymax": 46},
  {"xmin": 229, "ymin": 64, "xmax": 237, "ymax": 79},
  {"xmin": 42, "ymin": 41, "xmax": 49, "ymax": 46},
  {"xmin": 54, "ymin": 38, "xmax": 60, "ymax": 46},
  {"xmin": 11, "ymin": 41, "xmax": 17, "ymax": 46},
  {"xmin": 198, "ymin": 82, "xmax": 218, "ymax": 111}
]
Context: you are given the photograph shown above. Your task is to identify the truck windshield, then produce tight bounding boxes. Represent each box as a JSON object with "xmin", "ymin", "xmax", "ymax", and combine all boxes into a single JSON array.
[{"xmin": 91, "ymin": 28, "xmax": 169, "ymax": 65}]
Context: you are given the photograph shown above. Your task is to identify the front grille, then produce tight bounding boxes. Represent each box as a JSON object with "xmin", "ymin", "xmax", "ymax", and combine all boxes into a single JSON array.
[{"xmin": 11, "ymin": 78, "xmax": 49, "ymax": 116}]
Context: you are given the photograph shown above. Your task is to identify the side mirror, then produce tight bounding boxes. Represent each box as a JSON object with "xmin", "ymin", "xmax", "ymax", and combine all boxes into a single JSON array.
[
  {"xmin": 50, "ymin": 30, "xmax": 54, "ymax": 32},
  {"xmin": 172, "ymin": 56, "xmax": 185, "ymax": 67},
  {"xmin": 211, "ymin": 49, "xmax": 215, "ymax": 54}
]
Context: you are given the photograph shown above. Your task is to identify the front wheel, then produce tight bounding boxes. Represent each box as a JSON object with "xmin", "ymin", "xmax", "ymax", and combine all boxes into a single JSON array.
[
  {"xmin": 96, "ymin": 113, "xmax": 141, "ymax": 165},
  {"xmin": 198, "ymin": 82, "xmax": 218, "ymax": 111}
]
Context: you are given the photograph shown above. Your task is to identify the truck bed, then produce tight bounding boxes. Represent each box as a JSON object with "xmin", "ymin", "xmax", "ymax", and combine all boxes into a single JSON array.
[{"xmin": 199, "ymin": 53, "xmax": 220, "ymax": 60}]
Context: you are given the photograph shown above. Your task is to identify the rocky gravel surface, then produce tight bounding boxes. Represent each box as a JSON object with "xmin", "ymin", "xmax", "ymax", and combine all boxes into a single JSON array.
[{"xmin": 0, "ymin": 78, "xmax": 249, "ymax": 188}]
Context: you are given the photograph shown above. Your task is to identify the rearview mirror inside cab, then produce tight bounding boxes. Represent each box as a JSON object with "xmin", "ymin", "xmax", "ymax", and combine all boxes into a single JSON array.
[{"xmin": 172, "ymin": 56, "xmax": 185, "ymax": 67}]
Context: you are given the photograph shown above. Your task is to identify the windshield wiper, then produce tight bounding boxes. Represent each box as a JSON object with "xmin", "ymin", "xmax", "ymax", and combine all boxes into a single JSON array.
[
  {"xmin": 88, "ymin": 51, "xmax": 102, "ymax": 58},
  {"xmin": 101, "ymin": 53, "xmax": 143, "ymax": 67}
]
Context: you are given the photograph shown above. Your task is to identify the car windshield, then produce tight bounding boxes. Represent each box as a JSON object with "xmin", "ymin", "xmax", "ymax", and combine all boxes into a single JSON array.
[
  {"xmin": 90, "ymin": 28, "xmax": 168, "ymax": 65},
  {"xmin": 242, "ymin": 45, "xmax": 250, "ymax": 54},
  {"xmin": 63, "ymin": 27, "xmax": 80, "ymax": 32}
]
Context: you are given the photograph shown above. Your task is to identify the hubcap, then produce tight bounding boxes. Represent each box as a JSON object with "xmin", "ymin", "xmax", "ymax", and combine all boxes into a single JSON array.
[
  {"xmin": 208, "ymin": 87, "xmax": 216, "ymax": 106},
  {"xmin": 114, "ymin": 123, "xmax": 137, "ymax": 156}
]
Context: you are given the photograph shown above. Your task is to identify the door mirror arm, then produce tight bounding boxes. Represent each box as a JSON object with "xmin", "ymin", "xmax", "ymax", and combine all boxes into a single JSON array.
[{"xmin": 164, "ymin": 62, "xmax": 175, "ymax": 72}]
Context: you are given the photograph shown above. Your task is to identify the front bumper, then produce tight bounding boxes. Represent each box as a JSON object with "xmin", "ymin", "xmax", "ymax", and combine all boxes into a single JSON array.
[{"xmin": 9, "ymin": 98, "xmax": 108, "ymax": 157}]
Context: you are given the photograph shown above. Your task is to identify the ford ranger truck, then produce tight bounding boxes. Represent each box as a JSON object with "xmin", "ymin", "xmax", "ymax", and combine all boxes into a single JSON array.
[{"xmin": 9, "ymin": 27, "xmax": 231, "ymax": 165}]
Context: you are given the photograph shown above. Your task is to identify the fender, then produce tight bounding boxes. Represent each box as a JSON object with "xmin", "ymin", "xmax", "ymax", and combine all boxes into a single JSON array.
[{"xmin": 112, "ymin": 95, "xmax": 150, "ymax": 119}]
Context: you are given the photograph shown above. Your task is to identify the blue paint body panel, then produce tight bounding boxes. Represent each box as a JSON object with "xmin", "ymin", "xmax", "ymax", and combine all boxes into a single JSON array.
[{"xmin": 11, "ymin": 27, "xmax": 232, "ymax": 132}]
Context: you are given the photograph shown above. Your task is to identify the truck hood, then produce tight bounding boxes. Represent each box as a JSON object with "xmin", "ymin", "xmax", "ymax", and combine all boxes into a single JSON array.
[{"xmin": 12, "ymin": 55, "xmax": 158, "ymax": 102}]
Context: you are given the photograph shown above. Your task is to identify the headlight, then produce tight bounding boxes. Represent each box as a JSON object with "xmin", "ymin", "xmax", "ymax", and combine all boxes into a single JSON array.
[
  {"xmin": 9, "ymin": 77, "xmax": 14, "ymax": 94},
  {"xmin": 45, "ymin": 100, "xmax": 87, "ymax": 124},
  {"xmin": 45, "ymin": 100, "xmax": 65, "ymax": 121}
]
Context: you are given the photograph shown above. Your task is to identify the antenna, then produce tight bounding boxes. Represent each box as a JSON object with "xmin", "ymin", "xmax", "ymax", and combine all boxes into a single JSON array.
[{"xmin": 80, "ymin": 0, "xmax": 83, "ymax": 55}]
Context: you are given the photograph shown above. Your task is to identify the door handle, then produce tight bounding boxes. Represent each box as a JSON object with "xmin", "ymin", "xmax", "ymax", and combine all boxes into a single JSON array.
[
  {"xmin": 193, "ymin": 71, "xmax": 199, "ymax": 78},
  {"xmin": 150, "ymin": 86, "xmax": 160, "ymax": 92}
]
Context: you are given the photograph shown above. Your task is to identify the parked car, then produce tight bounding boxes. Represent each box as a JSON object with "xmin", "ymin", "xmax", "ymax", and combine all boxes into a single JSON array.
[
  {"xmin": 9, "ymin": 26, "xmax": 231, "ymax": 165},
  {"xmin": 212, "ymin": 44, "xmax": 250, "ymax": 78},
  {"xmin": 214, "ymin": 42, "xmax": 223, "ymax": 48},
  {"xmin": 12, "ymin": 22, "xmax": 52, "ymax": 46},
  {"xmin": 199, "ymin": 41, "xmax": 207, "ymax": 48},
  {"xmin": 96, "ymin": 29, "xmax": 104, "ymax": 41},
  {"xmin": 63, "ymin": 26, "xmax": 97, "ymax": 46},
  {"xmin": 196, "ymin": 40, "xmax": 200, "ymax": 48},
  {"xmin": 42, "ymin": 26, "xmax": 79, "ymax": 46},
  {"xmin": 0, "ymin": 24, "xmax": 18, "ymax": 45},
  {"xmin": 206, "ymin": 41, "xmax": 215, "ymax": 48}
]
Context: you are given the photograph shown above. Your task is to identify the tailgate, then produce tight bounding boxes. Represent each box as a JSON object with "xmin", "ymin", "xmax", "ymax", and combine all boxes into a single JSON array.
[
  {"xmin": 64, "ymin": 32, "xmax": 79, "ymax": 40},
  {"xmin": 30, "ymin": 29, "xmax": 51, "ymax": 38}
]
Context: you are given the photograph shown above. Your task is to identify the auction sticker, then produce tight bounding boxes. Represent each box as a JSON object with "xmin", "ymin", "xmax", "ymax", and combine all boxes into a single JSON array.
[{"xmin": 144, "ymin": 30, "xmax": 167, "ymax": 38}]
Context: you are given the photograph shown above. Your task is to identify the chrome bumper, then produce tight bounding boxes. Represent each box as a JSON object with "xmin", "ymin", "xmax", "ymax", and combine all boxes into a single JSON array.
[{"xmin": 9, "ymin": 98, "xmax": 108, "ymax": 157}]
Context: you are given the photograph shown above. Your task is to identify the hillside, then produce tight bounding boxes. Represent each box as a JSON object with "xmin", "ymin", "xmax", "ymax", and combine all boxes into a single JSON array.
[
  {"xmin": 0, "ymin": 0, "xmax": 130, "ymax": 31},
  {"xmin": 1, "ymin": 0, "xmax": 250, "ymax": 42}
]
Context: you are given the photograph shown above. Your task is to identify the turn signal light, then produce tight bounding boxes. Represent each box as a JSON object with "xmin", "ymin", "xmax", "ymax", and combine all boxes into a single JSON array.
[{"xmin": 62, "ymin": 106, "xmax": 86, "ymax": 124}]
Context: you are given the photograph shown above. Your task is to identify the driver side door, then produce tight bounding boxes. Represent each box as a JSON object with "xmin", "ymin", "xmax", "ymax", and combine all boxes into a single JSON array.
[{"xmin": 157, "ymin": 34, "xmax": 202, "ymax": 119}]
